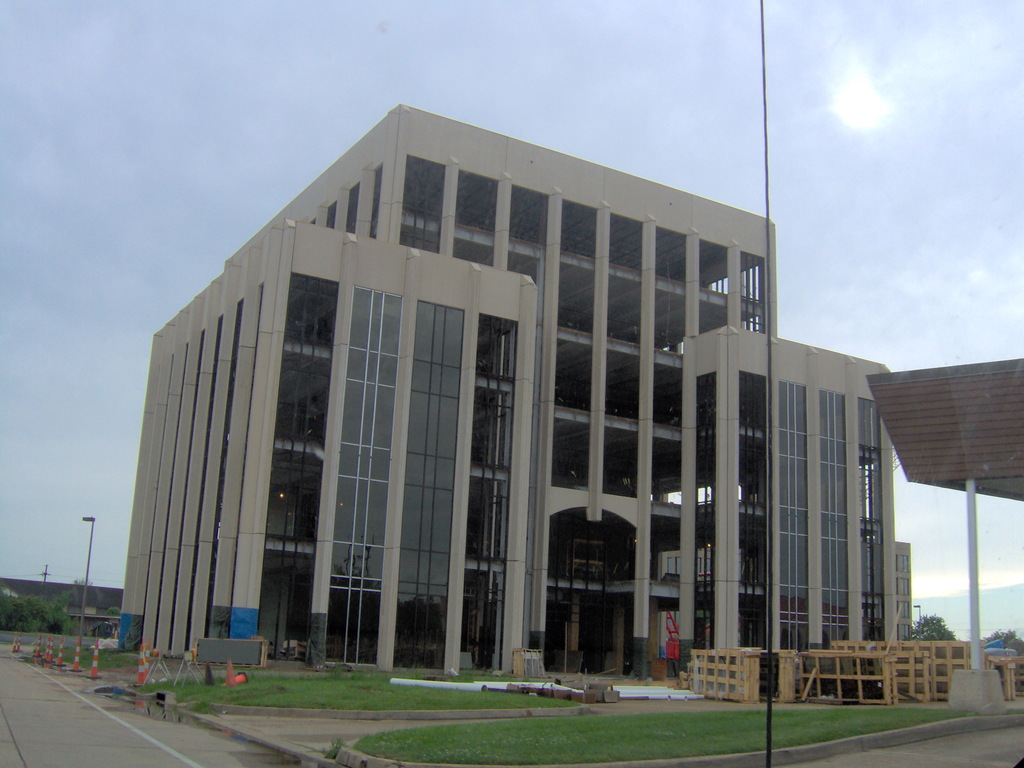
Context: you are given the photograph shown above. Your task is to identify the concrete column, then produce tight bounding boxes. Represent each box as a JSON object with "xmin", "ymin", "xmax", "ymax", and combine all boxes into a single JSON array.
[
  {"xmin": 308, "ymin": 241, "xmax": 359, "ymax": 667},
  {"xmin": 531, "ymin": 191, "xmax": 563, "ymax": 641},
  {"xmin": 440, "ymin": 159, "xmax": 459, "ymax": 256},
  {"xmin": 844, "ymin": 358, "xmax": 862, "ymax": 641},
  {"xmin": 715, "ymin": 328, "xmax": 740, "ymax": 649},
  {"xmin": 805, "ymin": 349, "xmax": 823, "ymax": 647},
  {"xmin": 494, "ymin": 174, "xmax": 512, "ymax": 272},
  {"xmin": 356, "ymin": 166, "xmax": 377, "ymax": 238},
  {"xmin": 165, "ymin": 298, "xmax": 209, "ymax": 654},
  {"xmin": 143, "ymin": 311, "xmax": 188, "ymax": 647},
  {"xmin": 226, "ymin": 227, "xmax": 289, "ymax": 641},
  {"xmin": 684, "ymin": 233, "xmax": 700, "ymax": 338},
  {"xmin": 172, "ymin": 283, "xmax": 223, "ymax": 653},
  {"xmin": 377, "ymin": 250, "xmax": 424, "ymax": 670},
  {"xmin": 726, "ymin": 244, "xmax": 741, "ymax": 330},
  {"xmin": 444, "ymin": 265, "xmax": 483, "ymax": 673},
  {"xmin": 120, "ymin": 330, "xmax": 167, "ymax": 649},
  {"xmin": 632, "ymin": 218, "xmax": 657, "ymax": 677},
  {"xmin": 589, "ymin": 205, "xmax": 610, "ymax": 522},
  {"xmin": 679, "ymin": 346, "xmax": 698, "ymax": 648},
  {"xmin": 503, "ymin": 277, "xmax": 538, "ymax": 668}
]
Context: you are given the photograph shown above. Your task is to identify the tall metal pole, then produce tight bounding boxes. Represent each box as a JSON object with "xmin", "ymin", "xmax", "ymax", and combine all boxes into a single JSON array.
[
  {"xmin": 78, "ymin": 517, "xmax": 96, "ymax": 641},
  {"xmin": 759, "ymin": 2, "xmax": 776, "ymax": 765},
  {"xmin": 965, "ymin": 479, "xmax": 982, "ymax": 670}
]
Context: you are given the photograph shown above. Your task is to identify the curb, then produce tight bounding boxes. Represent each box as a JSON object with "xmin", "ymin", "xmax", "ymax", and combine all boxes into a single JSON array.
[
  {"xmin": 179, "ymin": 708, "xmax": 339, "ymax": 768},
  {"xmin": 210, "ymin": 703, "xmax": 591, "ymax": 720},
  {"xmin": 333, "ymin": 713, "xmax": 1024, "ymax": 768}
]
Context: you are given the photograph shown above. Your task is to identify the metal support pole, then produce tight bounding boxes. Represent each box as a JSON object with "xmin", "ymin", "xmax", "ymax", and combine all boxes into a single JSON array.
[
  {"xmin": 965, "ymin": 479, "xmax": 981, "ymax": 670},
  {"xmin": 78, "ymin": 517, "xmax": 96, "ymax": 641}
]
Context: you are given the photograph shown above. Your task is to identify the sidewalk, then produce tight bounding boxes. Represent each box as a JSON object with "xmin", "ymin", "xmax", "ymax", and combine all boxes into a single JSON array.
[{"xmin": 5, "ymin": 649, "xmax": 1023, "ymax": 768}]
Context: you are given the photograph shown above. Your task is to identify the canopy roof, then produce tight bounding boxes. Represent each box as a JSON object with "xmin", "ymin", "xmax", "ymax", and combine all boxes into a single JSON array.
[{"xmin": 867, "ymin": 359, "xmax": 1024, "ymax": 502}]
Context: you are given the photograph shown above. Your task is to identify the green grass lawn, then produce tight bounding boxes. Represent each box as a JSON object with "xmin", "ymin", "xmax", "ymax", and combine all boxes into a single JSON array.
[
  {"xmin": 356, "ymin": 708, "xmax": 972, "ymax": 765},
  {"xmin": 142, "ymin": 669, "xmax": 576, "ymax": 713}
]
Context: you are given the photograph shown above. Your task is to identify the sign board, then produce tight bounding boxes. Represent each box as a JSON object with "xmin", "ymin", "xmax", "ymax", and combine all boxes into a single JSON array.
[{"xmin": 195, "ymin": 637, "xmax": 268, "ymax": 667}]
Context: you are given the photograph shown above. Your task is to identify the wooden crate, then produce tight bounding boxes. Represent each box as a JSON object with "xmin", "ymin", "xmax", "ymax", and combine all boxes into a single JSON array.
[
  {"xmin": 890, "ymin": 649, "xmax": 932, "ymax": 702},
  {"xmin": 512, "ymin": 648, "xmax": 546, "ymax": 678},
  {"xmin": 800, "ymin": 651, "xmax": 895, "ymax": 705},
  {"xmin": 898, "ymin": 641, "xmax": 969, "ymax": 700},
  {"xmin": 987, "ymin": 657, "xmax": 1018, "ymax": 701},
  {"xmin": 689, "ymin": 649, "xmax": 799, "ymax": 703},
  {"xmin": 690, "ymin": 649, "xmax": 761, "ymax": 703}
]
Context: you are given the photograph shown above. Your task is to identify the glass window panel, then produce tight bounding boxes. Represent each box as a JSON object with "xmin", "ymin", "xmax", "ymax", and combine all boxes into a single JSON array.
[
  {"xmin": 379, "ymin": 354, "xmax": 398, "ymax": 386},
  {"xmin": 381, "ymin": 295, "xmax": 402, "ymax": 356},
  {"xmin": 363, "ymin": 545, "xmax": 384, "ymax": 580},
  {"xmin": 332, "ymin": 543, "xmax": 353, "ymax": 576},
  {"xmin": 350, "ymin": 289, "xmax": 372, "ymax": 350},
  {"xmin": 437, "ymin": 398, "xmax": 458, "ymax": 457},
  {"xmin": 339, "ymin": 443, "xmax": 359, "ymax": 477},
  {"xmin": 443, "ymin": 309, "xmax": 464, "ymax": 366},
  {"xmin": 347, "ymin": 348, "xmax": 367, "ymax": 380},
  {"xmin": 373, "ymin": 387, "xmax": 395, "ymax": 448},
  {"xmin": 335, "ymin": 477, "xmax": 356, "ymax": 540},
  {"xmin": 441, "ymin": 366, "xmax": 461, "ymax": 397},
  {"xmin": 408, "ymin": 392, "xmax": 428, "ymax": 453},
  {"xmin": 408, "ymin": 359, "xmax": 428, "ymax": 393},
  {"xmin": 341, "ymin": 384, "xmax": 364, "ymax": 443},
  {"xmin": 365, "ymin": 352, "xmax": 379, "ymax": 383},
  {"xmin": 370, "ymin": 448, "xmax": 390, "ymax": 481},
  {"xmin": 366, "ymin": 485, "xmax": 388, "ymax": 545}
]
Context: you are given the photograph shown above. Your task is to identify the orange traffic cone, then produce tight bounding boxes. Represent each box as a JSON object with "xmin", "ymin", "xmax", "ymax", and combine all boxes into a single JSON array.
[
  {"xmin": 224, "ymin": 658, "xmax": 238, "ymax": 686},
  {"xmin": 11, "ymin": 633, "xmax": 21, "ymax": 653},
  {"xmin": 136, "ymin": 646, "xmax": 149, "ymax": 685},
  {"xmin": 55, "ymin": 637, "xmax": 65, "ymax": 669},
  {"xmin": 33, "ymin": 634, "xmax": 41, "ymax": 664},
  {"xmin": 89, "ymin": 638, "xmax": 100, "ymax": 679},
  {"xmin": 44, "ymin": 635, "xmax": 53, "ymax": 668},
  {"xmin": 71, "ymin": 637, "xmax": 82, "ymax": 672}
]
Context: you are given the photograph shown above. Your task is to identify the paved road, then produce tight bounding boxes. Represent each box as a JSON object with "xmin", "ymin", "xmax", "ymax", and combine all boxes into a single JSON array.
[{"xmin": 0, "ymin": 656, "xmax": 288, "ymax": 768}]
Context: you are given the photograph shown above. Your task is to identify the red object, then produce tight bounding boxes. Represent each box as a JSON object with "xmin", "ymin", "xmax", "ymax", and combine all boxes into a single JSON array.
[
  {"xmin": 72, "ymin": 637, "xmax": 82, "ymax": 672},
  {"xmin": 666, "ymin": 637, "xmax": 680, "ymax": 660}
]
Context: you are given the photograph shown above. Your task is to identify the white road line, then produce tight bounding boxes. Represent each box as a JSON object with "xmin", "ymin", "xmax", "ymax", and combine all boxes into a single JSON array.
[{"xmin": 39, "ymin": 669, "xmax": 207, "ymax": 768}]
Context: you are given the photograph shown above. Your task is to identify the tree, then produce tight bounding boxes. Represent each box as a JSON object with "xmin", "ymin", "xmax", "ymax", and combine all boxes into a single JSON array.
[
  {"xmin": 0, "ymin": 582, "xmax": 73, "ymax": 634},
  {"xmin": 983, "ymin": 629, "xmax": 1024, "ymax": 655},
  {"xmin": 909, "ymin": 614, "xmax": 957, "ymax": 641}
]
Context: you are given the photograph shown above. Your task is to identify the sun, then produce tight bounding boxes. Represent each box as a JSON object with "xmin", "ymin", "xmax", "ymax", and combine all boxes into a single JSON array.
[{"xmin": 833, "ymin": 76, "xmax": 891, "ymax": 130}]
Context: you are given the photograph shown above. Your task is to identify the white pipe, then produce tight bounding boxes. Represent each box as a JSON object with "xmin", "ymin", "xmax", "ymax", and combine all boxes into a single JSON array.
[{"xmin": 389, "ymin": 678, "xmax": 486, "ymax": 693}]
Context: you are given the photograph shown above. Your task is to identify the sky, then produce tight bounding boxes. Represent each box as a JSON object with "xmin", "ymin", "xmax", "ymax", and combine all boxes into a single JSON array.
[{"xmin": 1, "ymin": 1, "xmax": 1021, "ymax": 637}]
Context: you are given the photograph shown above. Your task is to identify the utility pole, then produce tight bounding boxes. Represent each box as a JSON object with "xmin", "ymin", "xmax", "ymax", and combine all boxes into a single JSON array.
[{"xmin": 41, "ymin": 565, "xmax": 49, "ymax": 583}]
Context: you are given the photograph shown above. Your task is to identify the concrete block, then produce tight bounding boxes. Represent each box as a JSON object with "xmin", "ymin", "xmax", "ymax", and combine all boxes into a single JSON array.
[{"xmin": 948, "ymin": 669, "xmax": 1006, "ymax": 715}]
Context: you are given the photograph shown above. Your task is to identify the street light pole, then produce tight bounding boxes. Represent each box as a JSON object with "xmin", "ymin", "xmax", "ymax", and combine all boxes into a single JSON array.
[
  {"xmin": 914, "ymin": 604, "xmax": 922, "ymax": 623},
  {"xmin": 79, "ymin": 517, "xmax": 96, "ymax": 641}
]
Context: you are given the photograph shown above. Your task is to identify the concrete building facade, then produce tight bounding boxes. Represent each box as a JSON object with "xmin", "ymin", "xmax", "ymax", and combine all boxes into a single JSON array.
[{"xmin": 121, "ymin": 106, "xmax": 897, "ymax": 673}]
